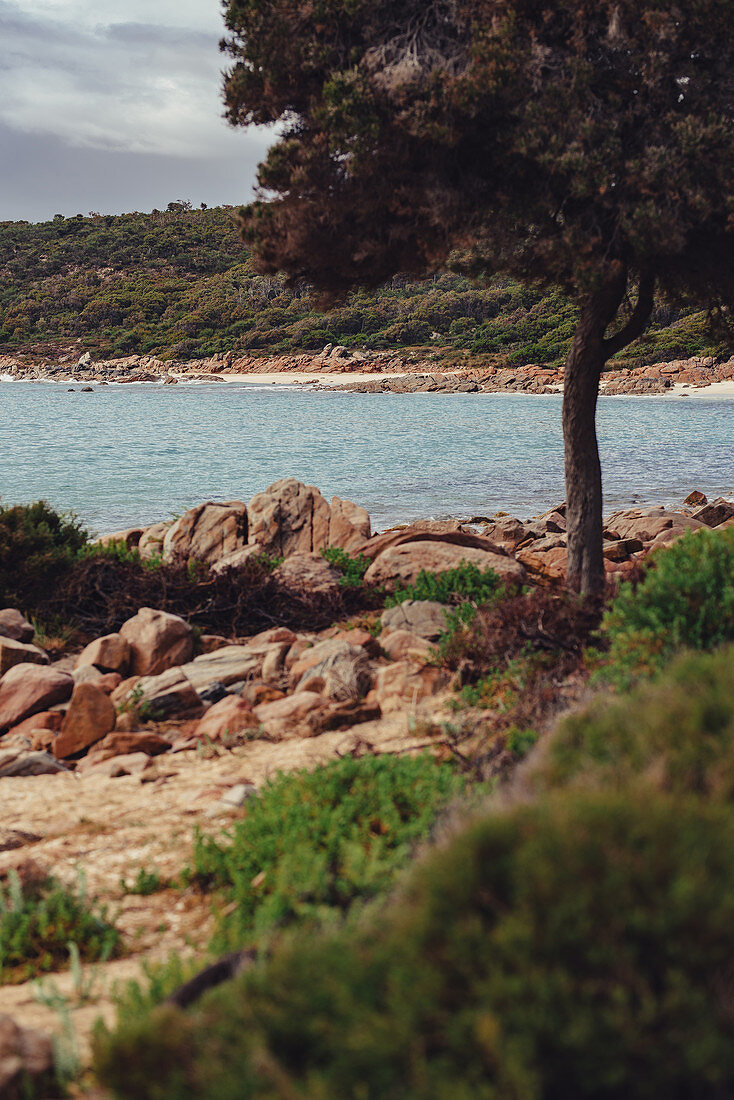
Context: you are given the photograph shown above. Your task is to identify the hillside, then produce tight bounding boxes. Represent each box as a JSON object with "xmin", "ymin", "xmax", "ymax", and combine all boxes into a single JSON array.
[{"xmin": 0, "ymin": 205, "xmax": 726, "ymax": 366}]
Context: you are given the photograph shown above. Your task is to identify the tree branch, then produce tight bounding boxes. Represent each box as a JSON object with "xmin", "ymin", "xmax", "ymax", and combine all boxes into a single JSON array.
[{"xmin": 602, "ymin": 272, "xmax": 656, "ymax": 357}]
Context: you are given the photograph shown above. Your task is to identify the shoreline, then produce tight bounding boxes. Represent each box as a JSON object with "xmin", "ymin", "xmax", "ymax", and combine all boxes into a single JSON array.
[{"xmin": 2, "ymin": 371, "xmax": 734, "ymax": 398}]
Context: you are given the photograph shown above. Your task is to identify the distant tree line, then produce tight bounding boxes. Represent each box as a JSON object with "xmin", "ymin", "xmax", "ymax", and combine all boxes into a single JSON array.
[{"xmin": 0, "ymin": 206, "xmax": 721, "ymax": 364}]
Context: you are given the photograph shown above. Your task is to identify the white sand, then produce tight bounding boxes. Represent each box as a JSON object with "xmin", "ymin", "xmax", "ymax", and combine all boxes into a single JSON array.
[{"xmin": 668, "ymin": 380, "xmax": 734, "ymax": 399}]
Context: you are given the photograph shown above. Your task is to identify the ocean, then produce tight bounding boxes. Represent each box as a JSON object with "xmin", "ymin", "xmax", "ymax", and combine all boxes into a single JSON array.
[{"xmin": 1, "ymin": 382, "xmax": 732, "ymax": 535}]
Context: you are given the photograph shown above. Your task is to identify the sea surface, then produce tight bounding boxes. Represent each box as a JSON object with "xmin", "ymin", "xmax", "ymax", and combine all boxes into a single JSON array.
[{"xmin": 1, "ymin": 382, "xmax": 732, "ymax": 535}]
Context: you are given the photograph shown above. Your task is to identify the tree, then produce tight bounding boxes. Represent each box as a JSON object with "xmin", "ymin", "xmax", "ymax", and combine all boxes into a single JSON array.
[{"xmin": 221, "ymin": 0, "xmax": 734, "ymax": 594}]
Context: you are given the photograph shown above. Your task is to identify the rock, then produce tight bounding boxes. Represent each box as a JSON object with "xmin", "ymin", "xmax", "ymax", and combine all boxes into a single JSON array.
[
  {"xmin": 253, "ymin": 691, "xmax": 326, "ymax": 738},
  {"xmin": 122, "ymin": 667, "xmax": 202, "ymax": 719},
  {"xmin": 72, "ymin": 663, "xmax": 121, "ymax": 690},
  {"xmin": 75, "ymin": 632, "xmax": 130, "ymax": 674},
  {"xmin": 137, "ymin": 521, "xmax": 171, "ymax": 561},
  {"xmin": 305, "ymin": 696, "xmax": 382, "ymax": 734},
  {"xmin": 272, "ymin": 552, "xmax": 343, "ymax": 597},
  {"xmin": 602, "ymin": 538, "xmax": 644, "ymax": 562},
  {"xmin": 261, "ymin": 643, "xmax": 291, "ymax": 683},
  {"xmin": 380, "ymin": 630, "xmax": 435, "ymax": 663},
  {"xmin": 380, "ymin": 600, "xmax": 449, "ymax": 640},
  {"xmin": 0, "ymin": 609, "xmax": 34, "ymax": 644},
  {"xmin": 119, "ymin": 607, "xmax": 194, "ymax": 677},
  {"xmin": 182, "ymin": 645, "xmax": 270, "ymax": 692},
  {"xmin": 94, "ymin": 526, "xmax": 145, "ymax": 550},
  {"xmin": 604, "ymin": 508, "xmax": 704, "ymax": 543},
  {"xmin": 684, "ymin": 490, "xmax": 707, "ymax": 506},
  {"xmin": 365, "ymin": 541, "xmax": 526, "ymax": 591},
  {"xmin": 192, "ymin": 695, "xmax": 259, "ymax": 743},
  {"xmin": 86, "ymin": 731, "xmax": 172, "ymax": 761},
  {"xmin": 289, "ymin": 638, "xmax": 354, "ymax": 682},
  {"xmin": 5, "ymin": 710, "xmax": 63, "ymax": 742},
  {"xmin": 246, "ymin": 478, "xmax": 370, "ymax": 557},
  {"xmin": 0, "ymin": 751, "xmax": 70, "ymax": 778},
  {"xmin": 372, "ymin": 662, "xmax": 447, "ymax": 713},
  {"xmin": 241, "ymin": 681, "xmax": 286, "ymax": 706},
  {"xmin": 162, "ymin": 500, "xmax": 248, "ymax": 564},
  {"xmin": 515, "ymin": 549, "xmax": 565, "ymax": 585},
  {"xmin": 0, "ymin": 1014, "xmax": 58, "ymax": 1100},
  {"xmin": 0, "ymin": 665, "xmax": 73, "ymax": 730},
  {"xmin": 199, "ymin": 681, "xmax": 230, "ymax": 705},
  {"xmin": 328, "ymin": 496, "xmax": 371, "ymax": 550},
  {"xmin": 53, "ymin": 681, "xmax": 116, "ymax": 757},
  {"xmin": 247, "ymin": 478, "xmax": 330, "ymax": 556},
  {"xmin": 0, "ymin": 638, "xmax": 48, "ymax": 676},
  {"xmin": 295, "ymin": 642, "xmax": 372, "ymax": 701},
  {"xmin": 693, "ymin": 498, "xmax": 734, "ymax": 528},
  {"xmin": 220, "ymin": 782, "xmax": 259, "ymax": 808}
]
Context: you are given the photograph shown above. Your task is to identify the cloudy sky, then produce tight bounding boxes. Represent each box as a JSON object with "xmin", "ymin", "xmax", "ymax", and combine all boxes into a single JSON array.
[{"xmin": 0, "ymin": 0, "xmax": 272, "ymax": 222}]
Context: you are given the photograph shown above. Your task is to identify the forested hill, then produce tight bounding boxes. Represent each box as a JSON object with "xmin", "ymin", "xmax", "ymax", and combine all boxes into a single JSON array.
[{"xmin": 0, "ymin": 204, "xmax": 723, "ymax": 365}]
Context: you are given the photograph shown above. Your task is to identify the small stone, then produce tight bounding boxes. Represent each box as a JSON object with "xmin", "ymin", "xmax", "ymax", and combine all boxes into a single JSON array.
[
  {"xmin": 221, "ymin": 783, "xmax": 258, "ymax": 807},
  {"xmin": 0, "ymin": 751, "xmax": 70, "ymax": 778}
]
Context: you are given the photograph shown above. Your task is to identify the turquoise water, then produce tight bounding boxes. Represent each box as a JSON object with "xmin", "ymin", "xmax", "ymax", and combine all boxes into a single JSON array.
[{"xmin": 1, "ymin": 382, "xmax": 732, "ymax": 534}]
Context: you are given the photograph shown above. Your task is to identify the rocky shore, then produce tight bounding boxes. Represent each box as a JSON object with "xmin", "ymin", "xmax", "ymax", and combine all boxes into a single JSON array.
[
  {"xmin": 2, "ymin": 345, "xmax": 734, "ymax": 395},
  {"xmin": 1, "ymin": 478, "xmax": 733, "ymax": 1086}
]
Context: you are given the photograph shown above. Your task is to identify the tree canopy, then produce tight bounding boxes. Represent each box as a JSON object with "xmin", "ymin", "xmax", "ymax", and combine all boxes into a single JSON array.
[{"xmin": 222, "ymin": 0, "xmax": 734, "ymax": 592}]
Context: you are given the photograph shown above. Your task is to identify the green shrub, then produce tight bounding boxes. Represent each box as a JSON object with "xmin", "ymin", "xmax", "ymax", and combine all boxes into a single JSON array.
[
  {"xmin": 385, "ymin": 561, "xmax": 503, "ymax": 609},
  {"xmin": 95, "ymin": 790, "xmax": 734, "ymax": 1099},
  {"xmin": 600, "ymin": 527, "xmax": 734, "ymax": 687},
  {"xmin": 0, "ymin": 499, "xmax": 88, "ymax": 607},
  {"xmin": 540, "ymin": 644, "xmax": 734, "ymax": 799},
  {"xmin": 320, "ymin": 546, "xmax": 371, "ymax": 587},
  {"xmin": 0, "ymin": 871, "xmax": 120, "ymax": 984},
  {"xmin": 121, "ymin": 868, "xmax": 166, "ymax": 896},
  {"xmin": 188, "ymin": 754, "xmax": 466, "ymax": 950}
]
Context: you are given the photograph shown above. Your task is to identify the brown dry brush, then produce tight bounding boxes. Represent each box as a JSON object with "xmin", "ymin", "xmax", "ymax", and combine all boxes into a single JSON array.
[
  {"xmin": 442, "ymin": 589, "xmax": 605, "ymax": 748},
  {"xmin": 34, "ymin": 556, "xmax": 383, "ymax": 640}
]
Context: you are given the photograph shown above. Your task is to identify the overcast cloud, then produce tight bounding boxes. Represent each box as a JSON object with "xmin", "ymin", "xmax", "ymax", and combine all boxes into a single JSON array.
[{"xmin": 0, "ymin": 0, "xmax": 270, "ymax": 220}]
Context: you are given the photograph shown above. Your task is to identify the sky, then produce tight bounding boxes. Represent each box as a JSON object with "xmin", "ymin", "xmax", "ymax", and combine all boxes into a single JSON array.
[{"xmin": 0, "ymin": 0, "xmax": 272, "ymax": 222}]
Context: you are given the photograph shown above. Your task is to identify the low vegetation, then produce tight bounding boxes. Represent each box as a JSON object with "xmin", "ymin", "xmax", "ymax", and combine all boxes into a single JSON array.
[
  {"xmin": 189, "ymin": 754, "xmax": 467, "ymax": 952},
  {"xmin": 0, "ymin": 870, "xmax": 120, "ymax": 985},
  {"xmin": 598, "ymin": 527, "xmax": 734, "ymax": 687}
]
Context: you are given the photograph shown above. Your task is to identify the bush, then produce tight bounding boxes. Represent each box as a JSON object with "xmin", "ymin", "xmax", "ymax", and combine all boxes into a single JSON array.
[
  {"xmin": 0, "ymin": 870, "xmax": 120, "ymax": 984},
  {"xmin": 0, "ymin": 500, "xmax": 88, "ymax": 608},
  {"xmin": 385, "ymin": 561, "xmax": 503, "ymax": 609},
  {"xmin": 539, "ymin": 644, "xmax": 734, "ymax": 800},
  {"xmin": 600, "ymin": 527, "xmax": 734, "ymax": 687},
  {"xmin": 189, "ymin": 754, "xmax": 466, "ymax": 950},
  {"xmin": 95, "ymin": 790, "xmax": 734, "ymax": 1099},
  {"xmin": 320, "ymin": 546, "xmax": 371, "ymax": 587}
]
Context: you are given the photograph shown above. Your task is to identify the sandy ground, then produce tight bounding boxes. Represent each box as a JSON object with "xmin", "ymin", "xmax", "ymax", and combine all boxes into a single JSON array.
[{"xmin": 668, "ymin": 380, "xmax": 734, "ymax": 398}]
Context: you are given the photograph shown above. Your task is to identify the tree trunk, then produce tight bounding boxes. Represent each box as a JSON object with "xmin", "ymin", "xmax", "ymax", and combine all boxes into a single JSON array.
[
  {"xmin": 562, "ymin": 271, "xmax": 656, "ymax": 596},
  {"xmin": 563, "ymin": 278, "xmax": 625, "ymax": 596}
]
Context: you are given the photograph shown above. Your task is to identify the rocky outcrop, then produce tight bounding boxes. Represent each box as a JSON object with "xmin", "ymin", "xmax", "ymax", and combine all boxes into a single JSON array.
[{"xmin": 246, "ymin": 479, "xmax": 370, "ymax": 557}]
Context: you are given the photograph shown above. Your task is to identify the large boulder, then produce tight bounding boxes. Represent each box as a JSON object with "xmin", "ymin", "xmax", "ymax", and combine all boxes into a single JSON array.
[
  {"xmin": 75, "ymin": 632, "xmax": 130, "ymax": 675},
  {"xmin": 0, "ymin": 609, "xmax": 34, "ymax": 644},
  {"xmin": 365, "ymin": 541, "xmax": 526, "ymax": 591},
  {"xmin": 0, "ymin": 665, "xmax": 73, "ymax": 730},
  {"xmin": 271, "ymin": 553, "xmax": 343, "ymax": 597},
  {"xmin": 119, "ymin": 667, "xmax": 202, "ymax": 720},
  {"xmin": 53, "ymin": 681, "xmax": 116, "ymax": 758},
  {"xmin": 162, "ymin": 501, "xmax": 248, "ymax": 564},
  {"xmin": 247, "ymin": 479, "xmax": 371, "ymax": 557},
  {"xmin": 137, "ymin": 521, "xmax": 171, "ymax": 561},
  {"xmin": 380, "ymin": 600, "xmax": 450, "ymax": 640},
  {"xmin": 193, "ymin": 695, "xmax": 259, "ymax": 743},
  {"xmin": 0, "ymin": 638, "xmax": 48, "ymax": 677},
  {"xmin": 119, "ymin": 608, "xmax": 193, "ymax": 677},
  {"xmin": 693, "ymin": 498, "xmax": 734, "ymax": 528},
  {"xmin": 295, "ymin": 642, "xmax": 372, "ymax": 701}
]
